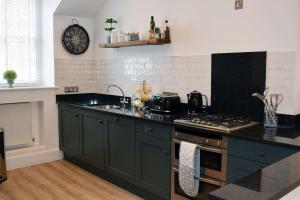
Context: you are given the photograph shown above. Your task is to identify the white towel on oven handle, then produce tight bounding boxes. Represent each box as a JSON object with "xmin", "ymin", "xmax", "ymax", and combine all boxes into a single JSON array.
[{"xmin": 179, "ymin": 141, "xmax": 200, "ymax": 197}]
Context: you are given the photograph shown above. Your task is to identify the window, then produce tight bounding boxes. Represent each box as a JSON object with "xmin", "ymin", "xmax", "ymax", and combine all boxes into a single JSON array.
[{"xmin": 0, "ymin": 0, "xmax": 41, "ymax": 86}]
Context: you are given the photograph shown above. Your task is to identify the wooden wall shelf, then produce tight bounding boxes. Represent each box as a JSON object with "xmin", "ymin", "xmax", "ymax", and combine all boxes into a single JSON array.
[{"xmin": 99, "ymin": 39, "xmax": 171, "ymax": 48}]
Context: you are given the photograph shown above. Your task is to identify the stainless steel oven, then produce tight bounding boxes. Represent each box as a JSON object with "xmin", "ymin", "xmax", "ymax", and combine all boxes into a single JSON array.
[
  {"xmin": 171, "ymin": 128, "xmax": 228, "ymax": 199},
  {"xmin": 171, "ymin": 167, "xmax": 225, "ymax": 200}
]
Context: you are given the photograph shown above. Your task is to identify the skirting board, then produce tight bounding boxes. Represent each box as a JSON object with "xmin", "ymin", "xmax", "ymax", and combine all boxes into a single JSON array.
[{"xmin": 6, "ymin": 147, "xmax": 63, "ymax": 170}]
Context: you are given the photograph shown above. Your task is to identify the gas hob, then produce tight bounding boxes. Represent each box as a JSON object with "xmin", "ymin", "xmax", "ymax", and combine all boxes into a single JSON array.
[{"xmin": 174, "ymin": 114, "xmax": 259, "ymax": 133}]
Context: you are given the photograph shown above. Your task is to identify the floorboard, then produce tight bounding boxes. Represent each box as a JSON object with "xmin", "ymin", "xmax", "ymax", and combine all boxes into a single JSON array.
[{"xmin": 0, "ymin": 160, "xmax": 142, "ymax": 200}]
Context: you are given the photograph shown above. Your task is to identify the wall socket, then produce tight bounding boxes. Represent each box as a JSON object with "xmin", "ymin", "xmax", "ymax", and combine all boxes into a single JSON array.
[
  {"xmin": 235, "ymin": 0, "xmax": 243, "ymax": 10},
  {"xmin": 65, "ymin": 86, "xmax": 79, "ymax": 93}
]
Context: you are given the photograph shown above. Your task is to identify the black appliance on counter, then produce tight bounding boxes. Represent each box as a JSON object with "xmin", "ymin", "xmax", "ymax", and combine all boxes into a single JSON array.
[
  {"xmin": 187, "ymin": 91, "xmax": 208, "ymax": 114},
  {"xmin": 150, "ymin": 92, "xmax": 181, "ymax": 113},
  {"xmin": 0, "ymin": 128, "xmax": 7, "ymax": 183}
]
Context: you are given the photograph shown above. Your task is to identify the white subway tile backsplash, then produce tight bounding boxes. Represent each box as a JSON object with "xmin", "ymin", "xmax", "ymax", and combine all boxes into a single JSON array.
[
  {"xmin": 55, "ymin": 59, "xmax": 97, "ymax": 94},
  {"xmin": 266, "ymin": 52, "xmax": 296, "ymax": 114},
  {"xmin": 55, "ymin": 52, "xmax": 296, "ymax": 114}
]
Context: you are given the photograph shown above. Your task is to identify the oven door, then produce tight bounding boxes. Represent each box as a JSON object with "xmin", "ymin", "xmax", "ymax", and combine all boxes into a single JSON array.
[
  {"xmin": 171, "ymin": 167, "xmax": 225, "ymax": 200},
  {"xmin": 172, "ymin": 139, "xmax": 227, "ymax": 181}
]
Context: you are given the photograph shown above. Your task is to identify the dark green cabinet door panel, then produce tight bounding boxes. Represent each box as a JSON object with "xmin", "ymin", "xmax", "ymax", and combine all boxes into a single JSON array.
[
  {"xmin": 136, "ymin": 134, "xmax": 171, "ymax": 199},
  {"xmin": 227, "ymin": 155, "xmax": 266, "ymax": 183},
  {"xmin": 229, "ymin": 137, "xmax": 298, "ymax": 165},
  {"xmin": 59, "ymin": 105, "xmax": 81, "ymax": 157},
  {"xmin": 81, "ymin": 111, "xmax": 106, "ymax": 170},
  {"xmin": 105, "ymin": 116, "xmax": 136, "ymax": 183},
  {"xmin": 136, "ymin": 120, "xmax": 172, "ymax": 141}
]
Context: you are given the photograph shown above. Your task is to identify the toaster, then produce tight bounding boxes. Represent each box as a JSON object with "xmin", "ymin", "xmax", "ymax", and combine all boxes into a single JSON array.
[{"xmin": 150, "ymin": 92, "xmax": 181, "ymax": 113}]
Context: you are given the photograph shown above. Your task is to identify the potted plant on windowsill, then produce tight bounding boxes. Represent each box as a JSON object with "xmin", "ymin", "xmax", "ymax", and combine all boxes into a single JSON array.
[
  {"xmin": 3, "ymin": 70, "xmax": 17, "ymax": 88},
  {"xmin": 105, "ymin": 18, "xmax": 118, "ymax": 44}
]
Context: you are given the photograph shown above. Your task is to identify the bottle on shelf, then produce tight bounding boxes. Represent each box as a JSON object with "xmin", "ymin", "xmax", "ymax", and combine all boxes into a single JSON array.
[
  {"xmin": 164, "ymin": 20, "xmax": 170, "ymax": 40},
  {"xmin": 149, "ymin": 16, "xmax": 156, "ymax": 39}
]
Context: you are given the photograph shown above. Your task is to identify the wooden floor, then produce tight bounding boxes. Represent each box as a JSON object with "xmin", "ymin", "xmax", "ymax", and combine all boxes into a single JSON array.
[{"xmin": 0, "ymin": 160, "xmax": 142, "ymax": 200}]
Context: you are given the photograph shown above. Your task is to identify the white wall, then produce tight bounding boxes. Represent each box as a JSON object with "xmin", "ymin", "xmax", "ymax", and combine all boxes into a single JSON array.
[
  {"xmin": 294, "ymin": 0, "xmax": 300, "ymax": 113},
  {"xmin": 41, "ymin": 0, "xmax": 62, "ymax": 86},
  {"xmin": 53, "ymin": 15, "xmax": 96, "ymax": 93},
  {"xmin": 91, "ymin": 0, "xmax": 300, "ymax": 114},
  {"xmin": 52, "ymin": 0, "xmax": 300, "ymax": 114},
  {"xmin": 54, "ymin": 15, "xmax": 95, "ymax": 60},
  {"xmin": 55, "ymin": 0, "xmax": 104, "ymax": 17},
  {"xmin": 94, "ymin": 0, "xmax": 298, "ymax": 59}
]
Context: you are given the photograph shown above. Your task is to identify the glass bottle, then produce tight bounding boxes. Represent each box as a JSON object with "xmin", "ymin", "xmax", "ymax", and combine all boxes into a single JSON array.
[
  {"xmin": 164, "ymin": 20, "xmax": 170, "ymax": 40},
  {"xmin": 149, "ymin": 16, "xmax": 155, "ymax": 39},
  {"xmin": 150, "ymin": 16, "xmax": 155, "ymax": 31}
]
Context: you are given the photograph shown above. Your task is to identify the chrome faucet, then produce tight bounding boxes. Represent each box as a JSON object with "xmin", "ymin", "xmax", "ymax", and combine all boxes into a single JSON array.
[{"xmin": 107, "ymin": 84, "xmax": 128, "ymax": 109}]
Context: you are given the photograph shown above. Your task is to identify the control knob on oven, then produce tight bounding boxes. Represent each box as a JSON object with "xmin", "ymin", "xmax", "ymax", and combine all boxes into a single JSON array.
[{"xmin": 205, "ymin": 139, "xmax": 209, "ymax": 144}]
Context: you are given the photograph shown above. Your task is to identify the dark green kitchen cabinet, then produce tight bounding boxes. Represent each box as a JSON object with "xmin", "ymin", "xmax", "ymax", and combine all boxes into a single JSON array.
[
  {"xmin": 58, "ymin": 104, "xmax": 81, "ymax": 157},
  {"xmin": 136, "ymin": 133, "xmax": 171, "ymax": 200},
  {"xmin": 227, "ymin": 155, "xmax": 266, "ymax": 183},
  {"xmin": 81, "ymin": 110, "xmax": 106, "ymax": 170},
  {"xmin": 227, "ymin": 137, "xmax": 299, "ymax": 183},
  {"xmin": 105, "ymin": 115, "xmax": 136, "ymax": 184},
  {"xmin": 228, "ymin": 137, "xmax": 299, "ymax": 165}
]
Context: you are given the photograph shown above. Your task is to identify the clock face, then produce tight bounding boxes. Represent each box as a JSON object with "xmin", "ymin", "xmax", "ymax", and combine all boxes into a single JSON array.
[{"xmin": 62, "ymin": 25, "xmax": 90, "ymax": 55}]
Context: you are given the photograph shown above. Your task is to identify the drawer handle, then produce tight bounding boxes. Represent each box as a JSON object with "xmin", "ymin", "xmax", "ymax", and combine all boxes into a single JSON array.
[
  {"xmin": 258, "ymin": 151, "xmax": 266, "ymax": 157},
  {"xmin": 162, "ymin": 150, "xmax": 168, "ymax": 155},
  {"xmin": 74, "ymin": 113, "xmax": 79, "ymax": 117},
  {"xmin": 98, "ymin": 120, "xmax": 103, "ymax": 124},
  {"xmin": 114, "ymin": 117, "xmax": 120, "ymax": 122},
  {"xmin": 147, "ymin": 127, "xmax": 153, "ymax": 132}
]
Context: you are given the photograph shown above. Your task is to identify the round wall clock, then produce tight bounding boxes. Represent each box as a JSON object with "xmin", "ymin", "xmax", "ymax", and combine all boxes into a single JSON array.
[{"xmin": 62, "ymin": 20, "xmax": 90, "ymax": 55}]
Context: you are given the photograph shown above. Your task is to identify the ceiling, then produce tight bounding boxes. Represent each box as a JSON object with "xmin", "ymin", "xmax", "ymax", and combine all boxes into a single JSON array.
[{"xmin": 54, "ymin": 0, "xmax": 105, "ymax": 18}]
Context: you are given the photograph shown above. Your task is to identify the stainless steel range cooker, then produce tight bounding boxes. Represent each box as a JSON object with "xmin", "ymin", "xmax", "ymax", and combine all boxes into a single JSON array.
[{"xmin": 171, "ymin": 114, "xmax": 258, "ymax": 200}]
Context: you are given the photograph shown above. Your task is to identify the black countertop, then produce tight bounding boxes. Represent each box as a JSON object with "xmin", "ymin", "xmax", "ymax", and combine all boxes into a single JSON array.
[
  {"xmin": 225, "ymin": 126, "xmax": 300, "ymax": 149},
  {"xmin": 210, "ymin": 150, "xmax": 300, "ymax": 200},
  {"xmin": 56, "ymin": 93, "xmax": 185, "ymax": 125}
]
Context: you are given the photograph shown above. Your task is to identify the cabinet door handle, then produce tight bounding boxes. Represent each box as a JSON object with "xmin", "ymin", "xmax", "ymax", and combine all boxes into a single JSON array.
[
  {"xmin": 147, "ymin": 127, "xmax": 153, "ymax": 132},
  {"xmin": 258, "ymin": 151, "xmax": 266, "ymax": 157},
  {"xmin": 114, "ymin": 117, "xmax": 120, "ymax": 122},
  {"xmin": 74, "ymin": 113, "xmax": 79, "ymax": 117},
  {"xmin": 98, "ymin": 120, "xmax": 103, "ymax": 124}
]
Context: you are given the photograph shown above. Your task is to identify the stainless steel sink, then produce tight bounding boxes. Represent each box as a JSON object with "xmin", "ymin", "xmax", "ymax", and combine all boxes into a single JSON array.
[{"xmin": 94, "ymin": 105, "xmax": 121, "ymax": 110}]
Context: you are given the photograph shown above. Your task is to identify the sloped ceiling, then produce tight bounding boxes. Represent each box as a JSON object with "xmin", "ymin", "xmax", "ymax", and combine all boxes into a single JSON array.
[{"xmin": 54, "ymin": 0, "xmax": 104, "ymax": 17}]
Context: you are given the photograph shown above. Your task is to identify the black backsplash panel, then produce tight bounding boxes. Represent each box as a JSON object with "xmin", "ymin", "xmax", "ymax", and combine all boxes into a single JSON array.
[{"xmin": 211, "ymin": 52, "xmax": 266, "ymax": 121}]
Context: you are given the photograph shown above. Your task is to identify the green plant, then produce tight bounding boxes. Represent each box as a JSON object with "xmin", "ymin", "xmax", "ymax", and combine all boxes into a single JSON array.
[
  {"xmin": 3, "ymin": 70, "xmax": 17, "ymax": 81},
  {"xmin": 105, "ymin": 18, "xmax": 118, "ymax": 34}
]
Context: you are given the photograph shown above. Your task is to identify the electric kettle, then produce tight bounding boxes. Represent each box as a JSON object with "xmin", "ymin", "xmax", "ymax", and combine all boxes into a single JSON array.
[{"xmin": 187, "ymin": 91, "xmax": 208, "ymax": 113}]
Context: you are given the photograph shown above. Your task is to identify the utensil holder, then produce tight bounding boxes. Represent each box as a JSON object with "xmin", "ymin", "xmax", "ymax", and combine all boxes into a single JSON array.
[
  {"xmin": 263, "ymin": 128, "xmax": 277, "ymax": 141},
  {"xmin": 264, "ymin": 108, "xmax": 278, "ymax": 128}
]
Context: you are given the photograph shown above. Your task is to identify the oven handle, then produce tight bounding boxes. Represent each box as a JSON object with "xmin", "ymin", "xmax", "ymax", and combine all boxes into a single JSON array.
[
  {"xmin": 172, "ymin": 139, "xmax": 222, "ymax": 154},
  {"xmin": 172, "ymin": 167, "xmax": 223, "ymax": 187}
]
